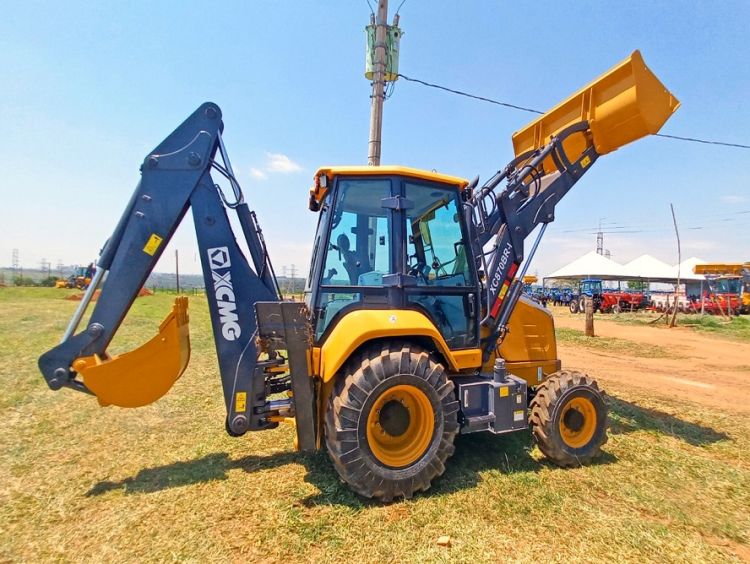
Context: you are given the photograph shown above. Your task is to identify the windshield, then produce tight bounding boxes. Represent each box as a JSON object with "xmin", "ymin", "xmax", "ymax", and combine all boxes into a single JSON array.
[{"xmin": 321, "ymin": 179, "xmax": 392, "ymax": 286}]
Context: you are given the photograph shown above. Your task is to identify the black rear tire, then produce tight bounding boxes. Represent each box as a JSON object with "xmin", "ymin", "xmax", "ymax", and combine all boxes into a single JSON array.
[
  {"xmin": 530, "ymin": 370, "xmax": 608, "ymax": 467},
  {"xmin": 325, "ymin": 342, "xmax": 459, "ymax": 501}
]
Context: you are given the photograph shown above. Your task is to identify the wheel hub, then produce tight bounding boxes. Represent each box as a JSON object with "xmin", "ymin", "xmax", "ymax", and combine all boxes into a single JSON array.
[
  {"xmin": 563, "ymin": 407, "xmax": 584, "ymax": 432},
  {"xmin": 379, "ymin": 399, "xmax": 410, "ymax": 436}
]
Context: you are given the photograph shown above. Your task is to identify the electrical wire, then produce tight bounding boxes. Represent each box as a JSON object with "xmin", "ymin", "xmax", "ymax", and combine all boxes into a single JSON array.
[
  {"xmin": 364, "ymin": 0, "xmax": 374, "ymax": 16},
  {"xmin": 397, "ymin": 73, "xmax": 543, "ymax": 114},
  {"xmin": 654, "ymin": 133, "xmax": 750, "ymax": 150},
  {"xmin": 395, "ymin": 0, "xmax": 408, "ymax": 15},
  {"xmin": 397, "ymin": 73, "xmax": 750, "ymax": 150}
]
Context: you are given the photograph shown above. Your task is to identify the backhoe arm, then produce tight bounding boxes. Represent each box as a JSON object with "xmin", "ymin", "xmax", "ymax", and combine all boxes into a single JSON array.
[{"xmin": 37, "ymin": 103, "xmax": 303, "ymax": 438}]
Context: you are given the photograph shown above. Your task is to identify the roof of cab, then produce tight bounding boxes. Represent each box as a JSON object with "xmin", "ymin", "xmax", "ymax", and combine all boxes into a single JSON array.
[{"xmin": 314, "ymin": 165, "xmax": 469, "ymax": 189}]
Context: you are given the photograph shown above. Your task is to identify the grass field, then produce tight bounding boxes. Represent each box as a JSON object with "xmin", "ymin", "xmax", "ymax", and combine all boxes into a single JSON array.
[
  {"xmin": 555, "ymin": 327, "xmax": 673, "ymax": 358},
  {"xmin": 602, "ymin": 310, "xmax": 750, "ymax": 342},
  {"xmin": 1, "ymin": 288, "xmax": 749, "ymax": 562}
]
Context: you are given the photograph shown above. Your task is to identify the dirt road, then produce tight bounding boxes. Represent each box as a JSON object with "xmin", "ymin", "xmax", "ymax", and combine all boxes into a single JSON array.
[{"xmin": 554, "ymin": 315, "xmax": 750, "ymax": 413}]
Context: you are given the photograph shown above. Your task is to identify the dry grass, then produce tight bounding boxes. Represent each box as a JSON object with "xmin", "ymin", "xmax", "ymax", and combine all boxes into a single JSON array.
[
  {"xmin": 555, "ymin": 327, "xmax": 673, "ymax": 358},
  {"xmin": 1, "ymin": 288, "xmax": 749, "ymax": 562},
  {"xmin": 607, "ymin": 310, "xmax": 750, "ymax": 342}
]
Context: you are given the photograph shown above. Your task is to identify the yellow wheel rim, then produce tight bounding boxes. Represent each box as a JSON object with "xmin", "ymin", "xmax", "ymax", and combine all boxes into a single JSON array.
[
  {"xmin": 559, "ymin": 396, "xmax": 597, "ymax": 448},
  {"xmin": 366, "ymin": 384, "xmax": 435, "ymax": 468}
]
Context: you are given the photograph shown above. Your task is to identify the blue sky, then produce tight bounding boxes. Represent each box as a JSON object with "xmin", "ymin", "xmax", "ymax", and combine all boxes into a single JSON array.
[{"xmin": 1, "ymin": 1, "xmax": 748, "ymax": 277}]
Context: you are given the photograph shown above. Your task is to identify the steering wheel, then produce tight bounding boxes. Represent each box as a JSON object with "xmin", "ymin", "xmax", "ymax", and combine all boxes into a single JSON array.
[{"xmin": 408, "ymin": 261, "xmax": 430, "ymax": 283}]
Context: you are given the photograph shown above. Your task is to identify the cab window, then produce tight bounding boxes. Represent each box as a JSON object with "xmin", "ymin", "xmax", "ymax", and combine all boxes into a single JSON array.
[
  {"xmin": 322, "ymin": 179, "xmax": 392, "ymax": 286},
  {"xmin": 405, "ymin": 183, "xmax": 471, "ymax": 287}
]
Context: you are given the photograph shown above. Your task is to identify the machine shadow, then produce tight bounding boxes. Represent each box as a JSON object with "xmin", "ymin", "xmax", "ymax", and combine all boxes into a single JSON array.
[
  {"xmin": 86, "ymin": 395, "xmax": 724, "ymax": 503},
  {"xmin": 85, "ymin": 431, "xmax": 616, "ymax": 507},
  {"xmin": 607, "ymin": 396, "xmax": 729, "ymax": 446}
]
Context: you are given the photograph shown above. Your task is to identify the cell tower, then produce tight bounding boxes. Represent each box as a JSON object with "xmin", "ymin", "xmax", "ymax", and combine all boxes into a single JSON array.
[{"xmin": 596, "ymin": 218, "xmax": 604, "ymax": 255}]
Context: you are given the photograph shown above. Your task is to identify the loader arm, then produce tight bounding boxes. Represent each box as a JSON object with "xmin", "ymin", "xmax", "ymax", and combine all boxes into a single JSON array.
[
  {"xmin": 466, "ymin": 50, "xmax": 679, "ymax": 360},
  {"xmin": 38, "ymin": 103, "xmax": 315, "ymax": 443}
]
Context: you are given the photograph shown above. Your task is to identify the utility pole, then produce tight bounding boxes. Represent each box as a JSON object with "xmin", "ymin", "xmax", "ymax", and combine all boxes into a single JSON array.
[
  {"xmin": 367, "ymin": 0, "xmax": 388, "ymax": 166},
  {"xmin": 669, "ymin": 203, "xmax": 681, "ymax": 327}
]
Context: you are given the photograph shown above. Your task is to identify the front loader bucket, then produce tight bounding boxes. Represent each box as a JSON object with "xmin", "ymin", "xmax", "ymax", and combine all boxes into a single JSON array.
[
  {"xmin": 72, "ymin": 297, "xmax": 191, "ymax": 407},
  {"xmin": 512, "ymin": 50, "xmax": 679, "ymax": 163}
]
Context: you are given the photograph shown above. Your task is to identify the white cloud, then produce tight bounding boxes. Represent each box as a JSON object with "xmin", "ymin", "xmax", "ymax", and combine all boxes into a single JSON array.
[
  {"xmin": 249, "ymin": 167, "xmax": 267, "ymax": 180},
  {"xmin": 265, "ymin": 152, "xmax": 303, "ymax": 174},
  {"xmin": 720, "ymin": 195, "xmax": 746, "ymax": 204}
]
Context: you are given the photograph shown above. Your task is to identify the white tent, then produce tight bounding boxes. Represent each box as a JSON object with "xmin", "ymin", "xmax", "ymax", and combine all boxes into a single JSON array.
[
  {"xmin": 672, "ymin": 257, "xmax": 707, "ymax": 282},
  {"xmin": 623, "ymin": 254, "xmax": 677, "ymax": 282},
  {"xmin": 545, "ymin": 251, "xmax": 631, "ymax": 280}
]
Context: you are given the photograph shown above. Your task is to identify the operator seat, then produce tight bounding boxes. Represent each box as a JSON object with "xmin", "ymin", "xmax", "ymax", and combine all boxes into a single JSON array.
[{"xmin": 337, "ymin": 234, "xmax": 362, "ymax": 285}]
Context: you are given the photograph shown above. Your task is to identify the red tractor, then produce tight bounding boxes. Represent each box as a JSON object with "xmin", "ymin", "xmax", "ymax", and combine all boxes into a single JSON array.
[{"xmin": 569, "ymin": 279, "xmax": 647, "ymax": 314}]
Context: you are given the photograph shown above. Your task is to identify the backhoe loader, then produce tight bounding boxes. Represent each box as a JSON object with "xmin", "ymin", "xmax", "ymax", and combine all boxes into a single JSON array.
[
  {"xmin": 693, "ymin": 263, "xmax": 750, "ymax": 315},
  {"xmin": 39, "ymin": 51, "xmax": 679, "ymax": 501}
]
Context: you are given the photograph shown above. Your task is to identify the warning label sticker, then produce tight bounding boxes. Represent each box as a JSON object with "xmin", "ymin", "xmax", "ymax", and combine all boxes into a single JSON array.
[{"xmin": 143, "ymin": 233, "xmax": 163, "ymax": 256}]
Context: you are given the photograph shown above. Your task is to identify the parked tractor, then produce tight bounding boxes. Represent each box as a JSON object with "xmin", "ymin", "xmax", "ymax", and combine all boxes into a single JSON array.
[{"xmin": 569, "ymin": 278, "xmax": 647, "ymax": 314}]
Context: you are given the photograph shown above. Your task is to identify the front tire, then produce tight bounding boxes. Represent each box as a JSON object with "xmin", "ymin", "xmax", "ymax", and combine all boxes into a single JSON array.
[
  {"xmin": 530, "ymin": 371, "xmax": 608, "ymax": 467},
  {"xmin": 325, "ymin": 342, "xmax": 459, "ymax": 501}
]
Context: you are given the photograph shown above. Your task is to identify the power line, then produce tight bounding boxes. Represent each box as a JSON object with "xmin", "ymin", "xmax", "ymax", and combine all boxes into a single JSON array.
[
  {"xmin": 654, "ymin": 133, "xmax": 750, "ymax": 150},
  {"xmin": 397, "ymin": 73, "xmax": 543, "ymax": 115},
  {"xmin": 398, "ymin": 73, "xmax": 749, "ymax": 150}
]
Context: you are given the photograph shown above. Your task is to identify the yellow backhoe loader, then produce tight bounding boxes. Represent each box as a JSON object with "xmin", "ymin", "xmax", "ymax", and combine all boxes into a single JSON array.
[
  {"xmin": 39, "ymin": 51, "xmax": 678, "ymax": 500},
  {"xmin": 693, "ymin": 262, "xmax": 750, "ymax": 314}
]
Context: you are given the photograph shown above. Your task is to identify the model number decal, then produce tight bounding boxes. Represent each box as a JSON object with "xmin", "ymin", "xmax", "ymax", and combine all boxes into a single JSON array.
[{"xmin": 489, "ymin": 242, "xmax": 513, "ymax": 297}]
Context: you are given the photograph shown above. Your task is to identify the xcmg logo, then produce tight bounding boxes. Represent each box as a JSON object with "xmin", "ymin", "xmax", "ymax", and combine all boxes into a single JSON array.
[{"xmin": 207, "ymin": 246, "xmax": 241, "ymax": 341}]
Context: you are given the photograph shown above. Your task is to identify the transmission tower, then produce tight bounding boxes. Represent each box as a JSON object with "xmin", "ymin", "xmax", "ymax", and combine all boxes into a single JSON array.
[
  {"xmin": 596, "ymin": 218, "xmax": 604, "ymax": 255},
  {"xmin": 11, "ymin": 249, "xmax": 20, "ymax": 279},
  {"xmin": 289, "ymin": 264, "xmax": 297, "ymax": 295}
]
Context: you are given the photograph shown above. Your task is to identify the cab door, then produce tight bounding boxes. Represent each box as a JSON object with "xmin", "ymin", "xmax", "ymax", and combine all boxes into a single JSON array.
[{"xmin": 402, "ymin": 181, "xmax": 479, "ymax": 349}]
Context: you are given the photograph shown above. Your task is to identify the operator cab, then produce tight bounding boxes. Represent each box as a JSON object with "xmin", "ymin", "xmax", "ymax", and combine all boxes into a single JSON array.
[
  {"xmin": 715, "ymin": 278, "xmax": 742, "ymax": 295},
  {"xmin": 580, "ymin": 279, "xmax": 603, "ymax": 296},
  {"xmin": 305, "ymin": 166, "xmax": 479, "ymax": 349}
]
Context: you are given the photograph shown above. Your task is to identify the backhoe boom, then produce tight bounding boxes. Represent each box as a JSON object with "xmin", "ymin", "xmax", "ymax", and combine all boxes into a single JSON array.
[{"xmin": 38, "ymin": 103, "xmax": 313, "ymax": 443}]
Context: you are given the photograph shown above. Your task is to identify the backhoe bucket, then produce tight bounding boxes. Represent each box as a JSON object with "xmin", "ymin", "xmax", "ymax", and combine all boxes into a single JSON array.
[
  {"xmin": 72, "ymin": 297, "xmax": 191, "ymax": 407},
  {"xmin": 512, "ymin": 50, "xmax": 679, "ymax": 164}
]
